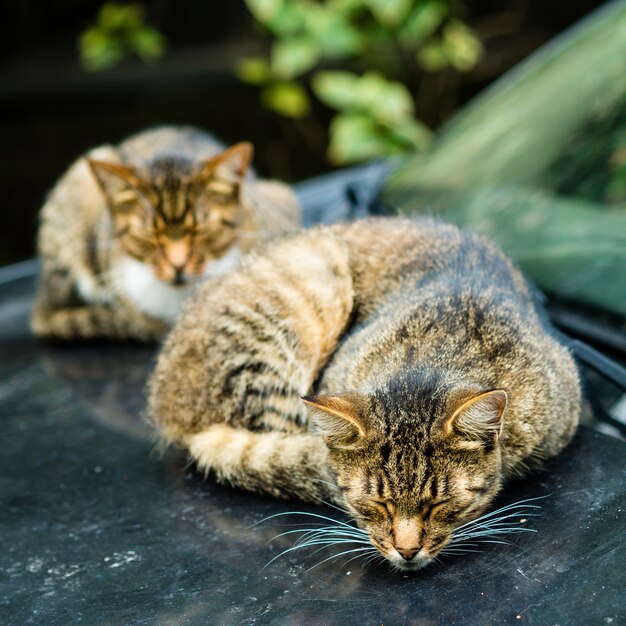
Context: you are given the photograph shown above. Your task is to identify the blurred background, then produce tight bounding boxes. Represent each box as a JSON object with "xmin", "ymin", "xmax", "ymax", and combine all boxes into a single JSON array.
[{"xmin": 0, "ymin": 0, "xmax": 607, "ymax": 266}]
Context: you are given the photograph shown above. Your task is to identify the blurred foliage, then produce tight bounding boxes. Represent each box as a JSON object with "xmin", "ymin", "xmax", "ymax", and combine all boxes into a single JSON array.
[
  {"xmin": 384, "ymin": 0, "xmax": 626, "ymax": 316},
  {"xmin": 238, "ymin": 0, "xmax": 482, "ymax": 164},
  {"xmin": 76, "ymin": 0, "xmax": 482, "ymax": 165},
  {"xmin": 79, "ymin": 3, "xmax": 165, "ymax": 71},
  {"xmin": 545, "ymin": 98, "xmax": 626, "ymax": 206}
]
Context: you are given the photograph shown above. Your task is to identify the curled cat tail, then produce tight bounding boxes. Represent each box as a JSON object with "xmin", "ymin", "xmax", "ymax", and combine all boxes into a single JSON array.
[{"xmin": 186, "ymin": 424, "xmax": 340, "ymax": 504}]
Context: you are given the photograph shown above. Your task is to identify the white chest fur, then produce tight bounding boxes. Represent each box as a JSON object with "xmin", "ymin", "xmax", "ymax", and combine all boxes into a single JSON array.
[
  {"xmin": 113, "ymin": 247, "xmax": 243, "ymax": 323},
  {"xmin": 114, "ymin": 257, "xmax": 192, "ymax": 323}
]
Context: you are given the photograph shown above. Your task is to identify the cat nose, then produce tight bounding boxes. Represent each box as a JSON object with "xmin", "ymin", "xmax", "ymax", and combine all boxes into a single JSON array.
[
  {"xmin": 396, "ymin": 548, "xmax": 419, "ymax": 561},
  {"xmin": 171, "ymin": 266, "xmax": 187, "ymax": 286}
]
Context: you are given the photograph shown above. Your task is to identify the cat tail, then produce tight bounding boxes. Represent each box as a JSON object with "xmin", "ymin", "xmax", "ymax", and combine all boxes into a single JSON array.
[{"xmin": 185, "ymin": 423, "xmax": 340, "ymax": 504}]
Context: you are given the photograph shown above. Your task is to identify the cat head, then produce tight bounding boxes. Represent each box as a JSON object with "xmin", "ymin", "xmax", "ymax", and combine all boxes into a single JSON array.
[
  {"xmin": 304, "ymin": 375, "xmax": 507, "ymax": 571},
  {"xmin": 87, "ymin": 142, "xmax": 253, "ymax": 286}
]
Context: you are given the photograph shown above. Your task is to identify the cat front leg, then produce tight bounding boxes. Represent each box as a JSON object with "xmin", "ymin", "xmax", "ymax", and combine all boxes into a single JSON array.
[{"xmin": 31, "ymin": 303, "xmax": 166, "ymax": 341}]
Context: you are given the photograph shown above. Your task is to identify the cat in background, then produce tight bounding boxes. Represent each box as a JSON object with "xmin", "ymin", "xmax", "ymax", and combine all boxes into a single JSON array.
[
  {"xmin": 32, "ymin": 126, "xmax": 300, "ymax": 341},
  {"xmin": 148, "ymin": 217, "xmax": 581, "ymax": 572}
]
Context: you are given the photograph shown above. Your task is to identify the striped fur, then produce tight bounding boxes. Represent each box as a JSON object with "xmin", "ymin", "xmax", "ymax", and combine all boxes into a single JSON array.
[
  {"xmin": 31, "ymin": 126, "xmax": 300, "ymax": 341},
  {"xmin": 148, "ymin": 217, "xmax": 581, "ymax": 569}
]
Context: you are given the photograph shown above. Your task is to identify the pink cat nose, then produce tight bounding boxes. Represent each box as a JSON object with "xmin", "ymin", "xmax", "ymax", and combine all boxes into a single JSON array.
[{"xmin": 396, "ymin": 548, "xmax": 419, "ymax": 561}]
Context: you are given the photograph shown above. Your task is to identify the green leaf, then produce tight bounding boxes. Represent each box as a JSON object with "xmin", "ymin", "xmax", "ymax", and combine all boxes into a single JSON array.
[
  {"xmin": 244, "ymin": 0, "xmax": 284, "ymax": 25},
  {"xmin": 79, "ymin": 2, "xmax": 166, "ymax": 71},
  {"xmin": 79, "ymin": 29, "xmax": 124, "ymax": 71},
  {"xmin": 358, "ymin": 72, "xmax": 415, "ymax": 122},
  {"xmin": 328, "ymin": 112, "xmax": 393, "ymax": 163},
  {"xmin": 100, "ymin": 3, "xmax": 143, "ymax": 31},
  {"xmin": 262, "ymin": 81, "xmax": 311, "ymax": 118},
  {"xmin": 327, "ymin": 0, "xmax": 364, "ymax": 16},
  {"xmin": 386, "ymin": 117, "xmax": 433, "ymax": 148},
  {"xmin": 314, "ymin": 71, "xmax": 416, "ymax": 122},
  {"xmin": 418, "ymin": 40, "xmax": 449, "ymax": 71},
  {"xmin": 312, "ymin": 70, "xmax": 360, "ymax": 110},
  {"xmin": 268, "ymin": 1, "xmax": 307, "ymax": 36},
  {"xmin": 236, "ymin": 57, "xmax": 271, "ymax": 85},
  {"xmin": 400, "ymin": 1, "xmax": 447, "ymax": 44},
  {"xmin": 314, "ymin": 17, "xmax": 363, "ymax": 57},
  {"xmin": 442, "ymin": 21, "xmax": 483, "ymax": 71},
  {"xmin": 303, "ymin": 5, "xmax": 362, "ymax": 57},
  {"xmin": 271, "ymin": 39, "xmax": 320, "ymax": 79},
  {"xmin": 364, "ymin": 0, "xmax": 412, "ymax": 27},
  {"xmin": 128, "ymin": 27, "xmax": 165, "ymax": 60}
]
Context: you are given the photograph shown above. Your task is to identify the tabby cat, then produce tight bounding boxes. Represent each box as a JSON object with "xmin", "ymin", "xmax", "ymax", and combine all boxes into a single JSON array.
[
  {"xmin": 148, "ymin": 217, "xmax": 581, "ymax": 571},
  {"xmin": 31, "ymin": 126, "xmax": 300, "ymax": 340}
]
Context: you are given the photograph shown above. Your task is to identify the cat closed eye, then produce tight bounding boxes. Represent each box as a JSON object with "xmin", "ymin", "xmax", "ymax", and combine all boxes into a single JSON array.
[
  {"xmin": 355, "ymin": 502, "xmax": 388, "ymax": 520},
  {"xmin": 113, "ymin": 190, "xmax": 139, "ymax": 205},
  {"xmin": 372, "ymin": 500, "xmax": 394, "ymax": 514},
  {"xmin": 423, "ymin": 499, "xmax": 451, "ymax": 518}
]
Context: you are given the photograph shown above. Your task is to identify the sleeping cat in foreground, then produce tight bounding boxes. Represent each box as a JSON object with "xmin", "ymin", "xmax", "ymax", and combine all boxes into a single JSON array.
[
  {"xmin": 32, "ymin": 126, "xmax": 300, "ymax": 341},
  {"xmin": 148, "ymin": 217, "xmax": 581, "ymax": 571}
]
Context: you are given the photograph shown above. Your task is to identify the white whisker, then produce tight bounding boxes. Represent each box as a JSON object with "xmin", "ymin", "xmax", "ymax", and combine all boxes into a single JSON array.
[
  {"xmin": 454, "ymin": 496, "xmax": 547, "ymax": 533},
  {"xmin": 259, "ymin": 497, "xmax": 548, "ymax": 572},
  {"xmin": 305, "ymin": 547, "xmax": 375, "ymax": 573},
  {"xmin": 455, "ymin": 510, "xmax": 542, "ymax": 534},
  {"xmin": 270, "ymin": 525, "xmax": 366, "ymax": 541},
  {"xmin": 294, "ymin": 530, "xmax": 370, "ymax": 546},
  {"xmin": 258, "ymin": 507, "xmax": 373, "ymax": 570},
  {"xmin": 254, "ymin": 510, "xmax": 361, "ymax": 531},
  {"xmin": 439, "ymin": 547, "xmax": 480, "ymax": 556},
  {"xmin": 343, "ymin": 549, "xmax": 378, "ymax": 568},
  {"xmin": 436, "ymin": 496, "xmax": 549, "ymax": 563},
  {"xmin": 362, "ymin": 553, "xmax": 387, "ymax": 570}
]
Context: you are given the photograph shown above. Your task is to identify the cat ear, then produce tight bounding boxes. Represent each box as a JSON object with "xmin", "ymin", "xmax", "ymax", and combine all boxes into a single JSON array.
[
  {"xmin": 195, "ymin": 142, "xmax": 253, "ymax": 192},
  {"xmin": 445, "ymin": 390, "xmax": 507, "ymax": 447},
  {"xmin": 303, "ymin": 393, "xmax": 368, "ymax": 448},
  {"xmin": 87, "ymin": 158, "xmax": 146, "ymax": 209}
]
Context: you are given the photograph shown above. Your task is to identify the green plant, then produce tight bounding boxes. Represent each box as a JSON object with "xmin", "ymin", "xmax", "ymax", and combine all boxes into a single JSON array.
[
  {"xmin": 238, "ymin": 0, "xmax": 482, "ymax": 164},
  {"xmin": 79, "ymin": 3, "xmax": 165, "ymax": 71}
]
